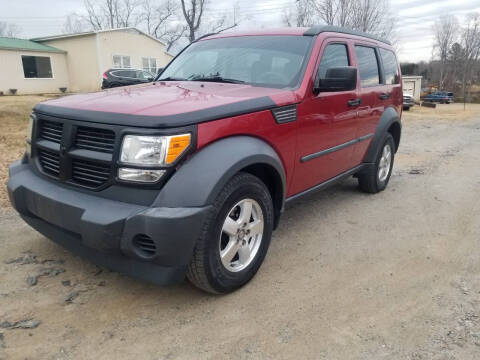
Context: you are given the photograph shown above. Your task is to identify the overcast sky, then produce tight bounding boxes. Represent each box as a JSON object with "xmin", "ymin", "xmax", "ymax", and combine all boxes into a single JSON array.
[{"xmin": 1, "ymin": 0, "xmax": 480, "ymax": 62}]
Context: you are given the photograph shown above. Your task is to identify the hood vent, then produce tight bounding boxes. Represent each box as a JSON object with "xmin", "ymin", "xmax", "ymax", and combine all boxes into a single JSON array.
[{"xmin": 271, "ymin": 105, "xmax": 297, "ymax": 124}]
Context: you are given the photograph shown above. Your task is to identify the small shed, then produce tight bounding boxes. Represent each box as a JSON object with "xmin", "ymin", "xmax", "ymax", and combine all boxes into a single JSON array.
[{"xmin": 402, "ymin": 75, "xmax": 422, "ymax": 101}]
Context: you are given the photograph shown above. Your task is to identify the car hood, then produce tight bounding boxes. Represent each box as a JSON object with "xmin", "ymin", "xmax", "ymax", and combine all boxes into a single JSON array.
[{"xmin": 34, "ymin": 82, "xmax": 297, "ymax": 128}]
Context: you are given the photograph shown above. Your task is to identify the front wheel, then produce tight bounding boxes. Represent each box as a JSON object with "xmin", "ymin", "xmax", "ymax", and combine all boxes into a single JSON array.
[
  {"xmin": 358, "ymin": 134, "xmax": 395, "ymax": 193},
  {"xmin": 186, "ymin": 172, "xmax": 274, "ymax": 294}
]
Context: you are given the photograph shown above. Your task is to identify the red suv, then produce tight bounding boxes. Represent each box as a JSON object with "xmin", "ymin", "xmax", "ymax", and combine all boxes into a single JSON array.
[{"xmin": 8, "ymin": 26, "xmax": 402, "ymax": 293}]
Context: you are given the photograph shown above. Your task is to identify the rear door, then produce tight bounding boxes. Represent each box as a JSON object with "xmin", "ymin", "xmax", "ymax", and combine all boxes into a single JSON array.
[
  {"xmin": 291, "ymin": 39, "xmax": 359, "ymax": 195},
  {"xmin": 350, "ymin": 44, "xmax": 384, "ymax": 164}
]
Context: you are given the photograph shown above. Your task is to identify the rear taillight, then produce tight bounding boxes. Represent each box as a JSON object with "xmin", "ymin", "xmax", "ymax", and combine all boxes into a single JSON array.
[{"xmin": 103, "ymin": 72, "xmax": 108, "ymax": 79}]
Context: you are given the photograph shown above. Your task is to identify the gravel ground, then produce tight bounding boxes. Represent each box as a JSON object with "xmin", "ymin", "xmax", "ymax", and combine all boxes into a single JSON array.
[{"xmin": 1, "ymin": 103, "xmax": 480, "ymax": 360}]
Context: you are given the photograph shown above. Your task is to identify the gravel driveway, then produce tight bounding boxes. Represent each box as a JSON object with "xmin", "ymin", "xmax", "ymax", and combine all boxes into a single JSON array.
[{"xmin": 1, "ymin": 104, "xmax": 480, "ymax": 360}]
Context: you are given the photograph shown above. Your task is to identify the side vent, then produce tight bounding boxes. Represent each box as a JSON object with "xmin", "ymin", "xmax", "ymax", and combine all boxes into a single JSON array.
[
  {"xmin": 271, "ymin": 105, "xmax": 297, "ymax": 124},
  {"xmin": 132, "ymin": 234, "xmax": 157, "ymax": 258}
]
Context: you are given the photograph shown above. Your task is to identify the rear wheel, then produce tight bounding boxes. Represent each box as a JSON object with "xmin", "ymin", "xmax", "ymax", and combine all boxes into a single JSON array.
[
  {"xmin": 358, "ymin": 134, "xmax": 395, "ymax": 194},
  {"xmin": 187, "ymin": 172, "xmax": 274, "ymax": 294}
]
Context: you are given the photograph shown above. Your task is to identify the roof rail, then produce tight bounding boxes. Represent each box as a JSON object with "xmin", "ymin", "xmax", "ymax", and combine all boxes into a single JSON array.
[{"xmin": 304, "ymin": 25, "xmax": 391, "ymax": 45}]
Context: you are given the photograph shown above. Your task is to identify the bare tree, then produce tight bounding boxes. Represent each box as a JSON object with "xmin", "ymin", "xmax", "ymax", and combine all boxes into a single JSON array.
[
  {"xmin": 180, "ymin": 0, "xmax": 206, "ymax": 42},
  {"xmin": 0, "ymin": 21, "xmax": 22, "ymax": 37},
  {"xmin": 460, "ymin": 12, "xmax": 480, "ymax": 109},
  {"xmin": 433, "ymin": 15, "xmax": 458, "ymax": 90},
  {"xmin": 286, "ymin": 0, "xmax": 397, "ymax": 42},
  {"xmin": 283, "ymin": 0, "xmax": 315, "ymax": 27},
  {"xmin": 82, "ymin": 0, "xmax": 141, "ymax": 30},
  {"xmin": 63, "ymin": 13, "xmax": 87, "ymax": 34},
  {"xmin": 180, "ymin": 0, "xmax": 238, "ymax": 43}
]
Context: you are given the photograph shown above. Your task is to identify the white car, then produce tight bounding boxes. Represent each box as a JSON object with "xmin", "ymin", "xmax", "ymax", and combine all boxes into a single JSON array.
[{"xmin": 403, "ymin": 93, "xmax": 414, "ymax": 110}]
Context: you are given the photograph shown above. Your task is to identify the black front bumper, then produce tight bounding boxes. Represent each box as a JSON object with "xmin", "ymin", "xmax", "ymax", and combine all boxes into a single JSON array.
[{"xmin": 7, "ymin": 160, "xmax": 211, "ymax": 285}]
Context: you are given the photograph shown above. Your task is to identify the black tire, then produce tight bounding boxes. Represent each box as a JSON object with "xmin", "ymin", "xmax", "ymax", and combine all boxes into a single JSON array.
[
  {"xmin": 358, "ymin": 133, "xmax": 395, "ymax": 194},
  {"xmin": 186, "ymin": 172, "xmax": 274, "ymax": 294}
]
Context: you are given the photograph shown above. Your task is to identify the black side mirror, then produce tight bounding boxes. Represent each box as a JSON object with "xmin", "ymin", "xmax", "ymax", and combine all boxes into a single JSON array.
[{"xmin": 313, "ymin": 66, "xmax": 357, "ymax": 94}]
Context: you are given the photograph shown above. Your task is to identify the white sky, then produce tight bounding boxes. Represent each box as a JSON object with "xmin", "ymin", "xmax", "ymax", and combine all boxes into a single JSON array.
[{"xmin": 1, "ymin": 0, "xmax": 480, "ymax": 62}]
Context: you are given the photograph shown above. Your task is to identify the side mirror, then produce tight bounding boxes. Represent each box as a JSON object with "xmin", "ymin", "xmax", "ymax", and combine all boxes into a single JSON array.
[{"xmin": 313, "ymin": 66, "xmax": 357, "ymax": 94}]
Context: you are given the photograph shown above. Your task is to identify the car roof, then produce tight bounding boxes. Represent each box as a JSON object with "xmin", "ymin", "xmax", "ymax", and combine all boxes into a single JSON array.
[{"xmin": 201, "ymin": 26, "xmax": 391, "ymax": 45}]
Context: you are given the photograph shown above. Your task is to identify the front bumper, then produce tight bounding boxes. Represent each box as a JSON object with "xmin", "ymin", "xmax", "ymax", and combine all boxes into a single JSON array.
[{"xmin": 7, "ymin": 160, "xmax": 210, "ymax": 285}]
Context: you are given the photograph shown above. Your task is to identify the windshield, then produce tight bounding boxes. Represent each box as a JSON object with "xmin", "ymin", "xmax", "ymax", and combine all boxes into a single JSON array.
[{"xmin": 158, "ymin": 36, "xmax": 312, "ymax": 89}]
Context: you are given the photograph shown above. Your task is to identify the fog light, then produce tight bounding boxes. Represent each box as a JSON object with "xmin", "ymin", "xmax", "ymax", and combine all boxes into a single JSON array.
[{"xmin": 118, "ymin": 168, "xmax": 165, "ymax": 183}]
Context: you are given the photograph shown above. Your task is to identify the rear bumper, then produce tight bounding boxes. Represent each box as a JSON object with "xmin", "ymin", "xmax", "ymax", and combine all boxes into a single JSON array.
[{"xmin": 7, "ymin": 160, "xmax": 210, "ymax": 285}]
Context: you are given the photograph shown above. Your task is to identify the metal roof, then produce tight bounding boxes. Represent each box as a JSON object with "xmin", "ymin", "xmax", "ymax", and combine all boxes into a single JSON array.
[
  {"xmin": 0, "ymin": 37, "xmax": 65, "ymax": 53},
  {"xmin": 31, "ymin": 27, "xmax": 167, "ymax": 47}
]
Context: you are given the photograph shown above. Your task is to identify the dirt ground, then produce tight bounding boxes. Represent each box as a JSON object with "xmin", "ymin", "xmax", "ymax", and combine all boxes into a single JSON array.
[{"xmin": 1, "ymin": 100, "xmax": 480, "ymax": 360}]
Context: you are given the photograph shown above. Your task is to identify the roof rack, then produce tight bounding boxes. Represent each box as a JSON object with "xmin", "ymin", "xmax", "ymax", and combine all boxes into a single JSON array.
[{"xmin": 304, "ymin": 25, "xmax": 391, "ymax": 45}]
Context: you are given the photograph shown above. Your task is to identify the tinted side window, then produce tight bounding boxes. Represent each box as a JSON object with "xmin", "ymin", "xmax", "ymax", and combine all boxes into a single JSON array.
[
  {"xmin": 380, "ymin": 48, "xmax": 399, "ymax": 85},
  {"xmin": 355, "ymin": 46, "xmax": 380, "ymax": 87},
  {"xmin": 317, "ymin": 44, "xmax": 349, "ymax": 79}
]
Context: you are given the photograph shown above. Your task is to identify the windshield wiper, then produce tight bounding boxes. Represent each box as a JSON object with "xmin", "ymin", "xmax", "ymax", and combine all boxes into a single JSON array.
[
  {"xmin": 158, "ymin": 76, "xmax": 186, "ymax": 81},
  {"xmin": 189, "ymin": 75, "xmax": 246, "ymax": 84}
]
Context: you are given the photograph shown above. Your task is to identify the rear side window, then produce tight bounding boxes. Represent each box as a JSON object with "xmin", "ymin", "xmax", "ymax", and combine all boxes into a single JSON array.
[
  {"xmin": 355, "ymin": 46, "xmax": 380, "ymax": 87},
  {"xmin": 317, "ymin": 43, "xmax": 349, "ymax": 79},
  {"xmin": 379, "ymin": 48, "xmax": 399, "ymax": 85}
]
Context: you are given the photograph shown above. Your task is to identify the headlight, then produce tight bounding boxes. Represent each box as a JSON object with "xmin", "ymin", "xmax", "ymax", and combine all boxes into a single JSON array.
[{"xmin": 120, "ymin": 134, "xmax": 191, "ymax": 166}]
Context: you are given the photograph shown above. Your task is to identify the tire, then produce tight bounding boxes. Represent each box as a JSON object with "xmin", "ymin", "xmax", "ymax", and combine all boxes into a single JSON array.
[
  {"xmin": 358, "ymin": 133, "xmax": 395, "ymax": 194},
  {"xmin": 186, "ymin": 172, "xmax": 274, "ymax": 294}
]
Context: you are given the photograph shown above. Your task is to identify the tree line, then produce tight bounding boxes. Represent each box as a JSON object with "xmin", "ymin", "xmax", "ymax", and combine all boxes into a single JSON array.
[
  {"xmin": 64, "ymin": 0, "xmax": 398, "ymax": 52},
  {"xmin": 402, "ymin": 13, "xmax": 480, "ymax": 103}
]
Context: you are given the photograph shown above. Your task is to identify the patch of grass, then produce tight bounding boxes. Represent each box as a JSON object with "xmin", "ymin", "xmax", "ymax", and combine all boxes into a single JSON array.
[{"xmin": 0, "ymin": 95, "xmax": 56, "ymax": 208}]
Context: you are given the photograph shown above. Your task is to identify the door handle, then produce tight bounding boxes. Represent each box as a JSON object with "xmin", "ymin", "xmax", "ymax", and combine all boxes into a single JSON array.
[
  {"xmin": 379, "ymin": 93, "xmax": 391, "ymax": 100},
  {"xmin": 348, "ymin": 99, "xmax": 362, "ymax": 107}
]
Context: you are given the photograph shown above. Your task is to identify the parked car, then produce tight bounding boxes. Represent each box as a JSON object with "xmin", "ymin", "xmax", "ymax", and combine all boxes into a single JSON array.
[
  {"xmin": 102, "ymin": 68, "xmax": 155, "ymax": 89},
  {"xmin": 403, "ymin": 93, "xmax": 414, "ymax": 110},
  {"xmin": 8, "ymin": 26, "xmax": 402, "ymax": 294},
  {"xmin": 422, "ymin": 91, "xmax": 454, "ymax": 104}
]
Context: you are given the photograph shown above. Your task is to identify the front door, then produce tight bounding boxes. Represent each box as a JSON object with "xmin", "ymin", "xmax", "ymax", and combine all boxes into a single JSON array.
[{"xmin": 290, "ymin": 39, "xmax": 360, "ymax": 195}]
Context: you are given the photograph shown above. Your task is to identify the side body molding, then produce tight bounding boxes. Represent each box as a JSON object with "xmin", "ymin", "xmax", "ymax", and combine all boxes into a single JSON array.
[
  {"xmin": 153, "ymin": 136, "xmax": 287, "ymax": 209},
  {"xmin": 363, "ymin": 106, "xmax": 401, "ymax": 163}
]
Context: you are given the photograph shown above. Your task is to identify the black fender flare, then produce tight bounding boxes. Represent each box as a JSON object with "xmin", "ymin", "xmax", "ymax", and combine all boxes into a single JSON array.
[
  {"xmin": 363, "ymin": 106, "xmax": 401, "ymax": 163},
  {"xmin": 153, "ymin": 136, "xmax": 287, "ymax": 212}
]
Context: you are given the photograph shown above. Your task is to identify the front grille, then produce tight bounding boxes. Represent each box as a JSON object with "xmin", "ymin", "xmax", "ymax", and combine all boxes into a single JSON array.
[
  {"xmin": 38, "ymin": 149, "xmax": 60, "ymax": 177},
  {"xmin": 75, "ymin": 126, "xmax": 115, "ymax": 153},
  {"xmin": 40, "ymin": 120, "xmax": 63, "ymax": 143},
  {"xmin": 72, "ymin": 159, "xmax": 111, "ymax": 188},
  {"xmin": 34, "ymin": 115, "xmax": 117, "ymax": 190},
  {"xmin": 132, "ymin": 234, "xmax": 157, "ymax": 257}
]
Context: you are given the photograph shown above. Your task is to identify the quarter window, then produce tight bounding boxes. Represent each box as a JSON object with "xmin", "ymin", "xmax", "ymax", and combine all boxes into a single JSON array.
[
  {"xmin": 354, "ymin": 46, "xmax": 380, "ymax": 87},
  {"xmin": 317, "ymin": 43, "xmax": 350, "ymax": 79},
  {"xmin": 113, "ymin": 55, "xmax": 131, "ymax": 68},
  {"xmin": 22, "ymin": 55, "xmax": 53, "ymax": 78},
  {"xmin": 379, "ymin": 48, "xmax": 399, "ymax": 85},
  {"xmin": 142, "ymin": 57, "xmax": 157, "ymax": 73}
]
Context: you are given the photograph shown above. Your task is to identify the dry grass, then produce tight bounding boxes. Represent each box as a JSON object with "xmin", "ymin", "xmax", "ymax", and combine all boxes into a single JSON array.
[
  {"xmin": 403, "ymin": 103, "xmax": 480, "ymax": 122},
  {"xmin": 0, "ymin": 95, "xmax": 56, "ymax": 207}
]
